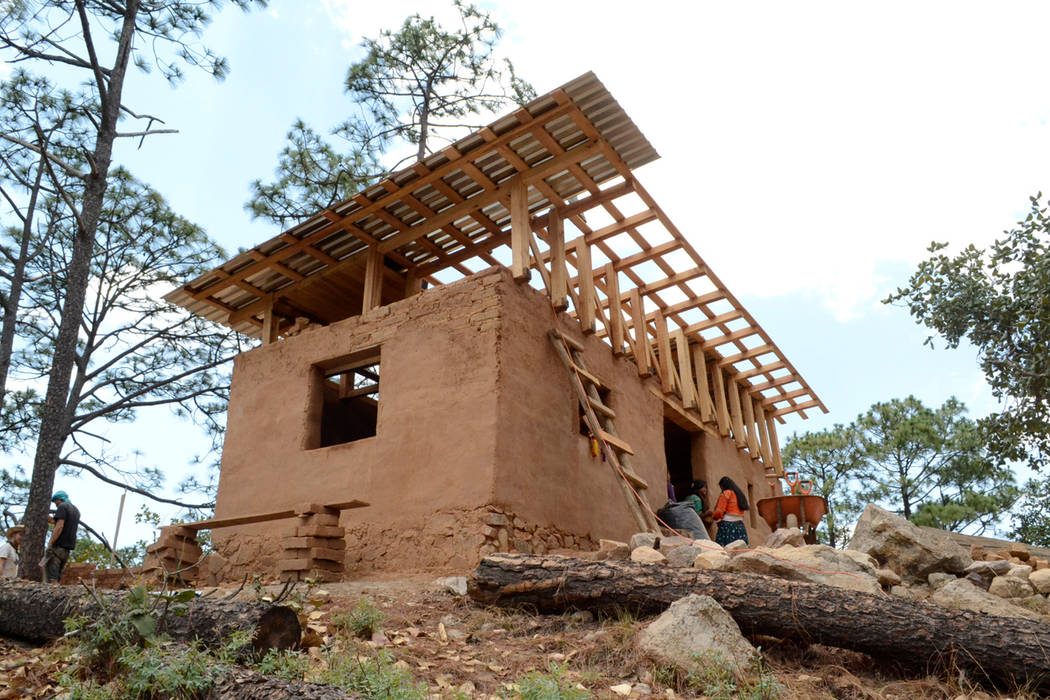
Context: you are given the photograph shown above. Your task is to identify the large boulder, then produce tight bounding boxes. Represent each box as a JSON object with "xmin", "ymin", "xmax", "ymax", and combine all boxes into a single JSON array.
[
  {"xmin": 726, "ymin": 544, "xmax": 881, "ymax": 594},
  {"xmin": 930, "ymin": 578, "xmax": 1043, "ymax": 621},
  {"xmin": 988, "ymin": 575, "xmax": 1034, "ymax": 599},
  {"xmin": 664, "ymin": 544, "xmax": 708, "ymax": 568},
  {"xmin": 847, "ymin": 505, "xmax": 971, "ymax": 583},
  {"xmin": 1030, "ymin": 568, "xmax": 1050, "ymax": 595},
  {"xmin": 636, "ymin": 594, "xmax": 757, "ymax": 672}
]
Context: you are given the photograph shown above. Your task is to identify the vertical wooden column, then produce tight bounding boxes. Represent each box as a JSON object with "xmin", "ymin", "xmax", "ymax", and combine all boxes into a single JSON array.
[
  {"xmin": 575, "ymin": 238, "xmax": 595, "ymax": 333},
  {"xmin": 654, "ymin": 310, "xmax": 674, "ymax": 394},
  {"xmin": 693, "ymin": 347, "xmax": 716, "ymax": 423},
  {"xmin": 605, "ymin": 264, "xmax": 624, "ymax": 355},
  {"xmin": 741, "ymin": 387, "xmax": 760, "ymax": 456},
  {"xmin": 510, "ymin": 181, "xmax": 531, "ymax": 281},
  {"xmin": 405, "ymin": 269, "xmax": 424, "ymax": 297},
  {"xmin": 673, "ymin": 330, "xmax": 696, "ymax": 408},
  {"xmin": 765, "ymin": 412, "xmax": 784, "ymax": 474},
  {"xmin": 710, "ymin": 365, "xmax": 731, "ymax": 436},
  {"xmin": 362, "ymin": 246, "xmax": 383, "ymax": 313},
  {"xmin": 727, "ymin": 377, "xmax": 746, "ymax": 448},
  {"xmin": 629, "ymin": 289, "xmax": 650, "ymax": 377},
  {"xmin": 549, "ymin": 210, "xmax": 568, "ymax": 310},
  {"xmin": 756, "ymin": 402, "xmax": 774, "ymax": 467},
  {"xmin": 261, "ymin": 303, "xmax": 279, "ymax": 346}
]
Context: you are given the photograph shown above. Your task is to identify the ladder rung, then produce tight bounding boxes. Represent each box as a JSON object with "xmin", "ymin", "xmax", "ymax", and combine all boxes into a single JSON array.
[
  {"xmin": 588, "ymin": 396, "xmax": 615, "ymax": 419},
  {"xmin": 553, "ymin": 329, "xmax": 585, "ymax": 352},
  {"xmin": 620, "ymin": 467, "xmax": 649, "ymax": 490},
  {"xmin": 597, "ymin": 429, "xmax": 634, "ymax": 456},
  {"xmin": 571, "ymin": 364, "xmax": 605, "ymax": 390}
]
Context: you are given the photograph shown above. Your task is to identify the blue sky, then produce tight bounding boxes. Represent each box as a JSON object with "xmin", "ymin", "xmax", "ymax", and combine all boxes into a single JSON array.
[{"xmin": 10, "ymin": 1, "xmax": 1050, "ymax": 547}]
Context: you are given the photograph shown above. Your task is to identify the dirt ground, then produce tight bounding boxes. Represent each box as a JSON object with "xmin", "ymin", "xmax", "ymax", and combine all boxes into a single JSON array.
[{"xmin": 0, "ymin": 573, "xmax": 1037, "ymax": 699}]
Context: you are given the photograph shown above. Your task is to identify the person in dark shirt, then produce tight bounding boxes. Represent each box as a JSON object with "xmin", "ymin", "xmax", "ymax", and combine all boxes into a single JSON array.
[{"xmin": 44, "ymin": 490, "xmax": 79, "ymax": 583}]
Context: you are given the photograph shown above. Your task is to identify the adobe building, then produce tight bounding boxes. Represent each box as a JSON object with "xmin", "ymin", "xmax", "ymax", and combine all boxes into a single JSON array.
[{"xmin": 166, "ymin": 73, "xmax": 826, "ymax": 580}]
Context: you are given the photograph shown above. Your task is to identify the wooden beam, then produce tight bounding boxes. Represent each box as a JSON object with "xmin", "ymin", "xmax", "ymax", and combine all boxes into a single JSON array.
[
  {"xmin": 766, "ymin": 412, "xmax": 784, "ymax": 475},
  {"xmin": 673, "ymin": 330, "xmax": 696, "ymax": 408},
  {"xmin": 549, "ymin": 210, "xmax": 568, "ymax": 310},
  {"xmin": 727, "ymin": 376, "xmax": 746, "ymax": 448},
  {"xmin": 710, "ymin": 364, "xmax": 731, "ymax": 437},
  {"xmin": 405, "ymin": 270, "xmax": 423, "ymax": 296},
  {"xmin": 605, "ymin": 264, "xmax": 624, "ymax": 355},
  {"xmin": 510, "ymin": 180, "xmax": 531, "ymax": 281},
  {"xmin": 756, "ymin": 402, "xmax": 774, "ymax": 467},
  {"xmin": 576, "ymin": 238, "xmax": 595, "ymax": 333},
  {"xmin": 654, "ymin": 310, "xmax": 675, "ymax": 395},
  {"xmin": 741, "ymin": 385, "xmax": 760, "ymax": 456},
  {"xmin": 362, "ymin": 246, "xmax": 383, "ymax": 312},
  {"xmin": 693, "ymin": 346, "xmax": 716, "ymax": 423},
  {"xmin": 719, "ymin": 344, "xmax": 775, "ymax": 366},
  {"xmin": 761, "ymin": 387, "xmax": 810, "ymax": 408},
  {"xmin": 261, "ymin": 303, "xmax": 279, "ymax": 345},
  {"xmin": 772, "ymin": 399, "xmax": 822, "ymax": 418},
  {"xmin": 629, "ymin": 289, "xmax": 650, "ymax": 377},
  {"xmin": 735, "ymin": 360, "xmax": 787, "ymax": 381}
]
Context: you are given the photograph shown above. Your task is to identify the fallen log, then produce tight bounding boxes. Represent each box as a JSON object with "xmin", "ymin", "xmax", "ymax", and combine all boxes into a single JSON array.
[
  {"xmin": 469, "ymin": 554, "xmax": 1050, "ymax": 693},
  {"xmin": 0, "ymin": 581, "xmax": 300, "ymax": 653},
  {"xmin": 205, "ymin": 668, "xmax": 350, "ymax": 699}
]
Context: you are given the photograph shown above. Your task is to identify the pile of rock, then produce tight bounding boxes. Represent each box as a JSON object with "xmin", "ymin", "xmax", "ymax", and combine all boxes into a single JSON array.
[{"xmin": 479, "ymin": 508, "xmax": 596, "ymax": 557}]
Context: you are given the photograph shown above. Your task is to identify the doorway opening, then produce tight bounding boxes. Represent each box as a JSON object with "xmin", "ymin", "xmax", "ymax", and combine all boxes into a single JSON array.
[{"xmin": 664, "ymin": 420, "xmax": 694, "ymax": 502}]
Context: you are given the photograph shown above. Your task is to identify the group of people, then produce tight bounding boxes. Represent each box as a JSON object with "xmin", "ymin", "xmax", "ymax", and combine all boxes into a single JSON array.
[
  {"xmin": 665, "ymin": 476, "xmax": 751, "ymax": 546},
  {"xmin": 0, "ymin": 490, "xmax": 80, "ymax": 582}
]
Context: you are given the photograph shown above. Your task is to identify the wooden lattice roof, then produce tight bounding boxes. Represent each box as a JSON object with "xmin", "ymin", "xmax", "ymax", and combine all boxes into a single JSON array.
[{"xmin": 165, "ymin": 72, "xmax": 826, "ymax": 422}]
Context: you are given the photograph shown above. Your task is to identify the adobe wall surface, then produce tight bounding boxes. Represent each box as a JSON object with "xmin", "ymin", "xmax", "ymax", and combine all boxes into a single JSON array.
[
  {"xmin": 213, "ymin": 269, "xmax": 506, "ymax": 579},
  {"xmin": 693, "ymin": 432, "xmax": 777, "ymax": 543},
  {"xmin": 491, "ymin": 277, "xmax": 668, "ymax": 545}
]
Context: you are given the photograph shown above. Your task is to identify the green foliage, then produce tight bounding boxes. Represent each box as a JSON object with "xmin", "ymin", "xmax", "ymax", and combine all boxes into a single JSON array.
[
  {"xmin": 316, "ymin": 650, "xmax": 427, "ymax": 700},
  {"xmin": 117, "ymin": 642, "xmax": 216, "ymax": 700},
  {"xmin": 333, "ymin": 596, "xmax": 386, "ymax": 639},
  {"xmin": 247, "ymin": 1, "xmax": 535, "ymax": 227},
  {"xmin": 254, "ymin": 649, "xmax": 310, "ymax": 682},
  {"xmin": 512, "ymin": 663, "xmax": 591, "ymax": 700},
  {"xmin": 1011, "ymin": 473, "xmax": 1050, "ymax": 546},
  {"xmin": 71, "ymin": 535, "xmax": 149, "ymax": 569},
  {"xmin": 781, "ymin": 424, "xmax": 865, "ymax": 547},
  {"xmin": 885, "ymin": 194, "xmax": 1050, "ymax": 469},
  {"xmin": 784, "ymin": 396, "xmax": 1016, "ymax": 538},
  {"xmin": 683, "ymin": 652, "xmax": 782, "ymax": 700}
]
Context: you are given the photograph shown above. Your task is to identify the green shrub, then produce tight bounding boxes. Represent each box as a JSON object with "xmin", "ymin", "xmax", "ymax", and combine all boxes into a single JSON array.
[
  {"xmin": 332, "ymin": 597, "xmax": 385, "ymax": 639},
  {"xmin": 118, "ymin": 643, "xmax": 217, "ymax": 700},
  {"xmin": 254, "ymin": 648, "xmax": 311, "ymax": 681},
  {"xmin": 317, "ymin": 650, "xmax": 427, "ymax": 700},
  {"xmin": 684, "ymin": 652, "xmax": 783, "ymax": 700},
  {"xmin": 513, "ymin": 663, "xmax": 591, "ymax": 700}
]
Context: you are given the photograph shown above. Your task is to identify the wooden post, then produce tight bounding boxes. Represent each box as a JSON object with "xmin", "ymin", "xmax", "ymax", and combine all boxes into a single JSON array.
[
  {"xmin": 693, "ymin": 346, "xmax": 716, "ymax": 423},
  {"xmin": 673, "ymin": 330, "xmax": 696, "ymax": 408},
  {"xmin": 766, "ymin": 413, "xmax": 784, "ymax": 475},
  {"xmin": 629, "ymin": 289, "xmax": 650, "ymax": 377},
  {"xmin": 710, "ymin": 364, "xmax": 731, "ymax": 437},
  {"xmin": 605, "ymin": 264, "xmax": 624, "ymax": 355},
  {"xmin": 576, "ymin": 238, "xmax": 595, "ymax": 333},
  {"xmin": 362, "ymin": 246, "xmax": 383, "ymax": 312},
  {"xmin": 727, "ymin": 377, "xmax": 746, "ymax": 448},
  {"xmin": 405, "ymin": 269, "xmax": 424, "ymax": 296},
  {"xmin": 756, "ymin": 402, "xmax": 774, "ymax": 467},
  {"xmin": 654, "ymin": 310, "xmax": 674, "ymax": 394},
  {"xmin": 549, "ymin": 210, "xmax": 568, "ymax": 310},
  {"xmin": 510, "ymin": 180, "xmax": 531, "ymax": 281},
  {"xmin": 261, "ymin": 303, "xmax": 279, "ymax": 345},
  {"xmin": 741, "ymin": 386, "xmax": 759, "ymax": 456}
]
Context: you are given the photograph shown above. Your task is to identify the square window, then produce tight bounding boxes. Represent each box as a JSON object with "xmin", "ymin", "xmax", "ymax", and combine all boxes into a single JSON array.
[{"xmin": 311, "ymin": 350, "xmax": 380, "ymax": 448}]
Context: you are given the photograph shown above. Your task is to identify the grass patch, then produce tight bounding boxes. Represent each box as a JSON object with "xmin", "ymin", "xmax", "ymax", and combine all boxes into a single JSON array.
[{"xmin": 332, "ymin": 597, "xmax": 386, "ymax": 639}]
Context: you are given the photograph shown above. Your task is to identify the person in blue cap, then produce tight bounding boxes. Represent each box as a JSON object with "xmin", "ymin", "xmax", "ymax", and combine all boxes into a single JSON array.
[{"xmin": 44, "ymin": 490, "xmax": 80, "ymax": 583}]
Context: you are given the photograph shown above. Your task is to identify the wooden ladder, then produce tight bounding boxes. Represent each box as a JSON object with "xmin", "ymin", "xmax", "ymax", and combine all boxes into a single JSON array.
[{"xmin": 550, "ymin": 330, "xmax": 660, "ymax": 533}]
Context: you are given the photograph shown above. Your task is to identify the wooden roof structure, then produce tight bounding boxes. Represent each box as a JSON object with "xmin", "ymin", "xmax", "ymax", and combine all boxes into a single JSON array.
[{"xmin": 166, "ymin": 72, "xmax": 827, "ymax": 453}]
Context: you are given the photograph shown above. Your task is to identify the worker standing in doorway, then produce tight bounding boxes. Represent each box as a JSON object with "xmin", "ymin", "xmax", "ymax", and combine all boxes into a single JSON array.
[{"xmin": 43, "ymin": 490, "xmax": 80, "ymax": 583}]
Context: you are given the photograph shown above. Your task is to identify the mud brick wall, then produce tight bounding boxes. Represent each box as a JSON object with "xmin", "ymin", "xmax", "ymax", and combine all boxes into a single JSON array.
[{"xmin": 212, "ymin": 267, "xmax": 776, "ymax": 580}]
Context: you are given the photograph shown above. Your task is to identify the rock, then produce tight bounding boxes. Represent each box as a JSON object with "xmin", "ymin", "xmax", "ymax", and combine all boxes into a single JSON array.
[
  {"xmin": 600, "ymin": 539, "xmax": 628, "ymax": 551},
  {"xmin": 636, "ymin": 594, "xmax": 758, "ymax": 672},
  {"xmin": 840, "ymin": 549, "xmax": 879, "ymax": 571},
  {"xmin": 989, "ymin": 575, "xmax": 1034, "ymax": 599},
  {"xmin": 889, "ymin": 585, "xmax": 913, "ymax": 599},
  {"xmin": 595, "ymin": 543, "xmax": 631, "ymax": 562},
  {"xmin": 931, "ymin": 578, "xmax": 1043, "ymax": 621},
  {"xmin": 1017, "ymin": 594, "xmax": 1050, "ymax": 617},
  {"xmin": 610, "ymin": 683, "xmax": 633, "ymax": 696},
  {"xmin": 432, "ymin": 576, "xmax": 467, "ymax": 597},
  {"xmin": 963, "ymin": 560, "xmax": 1012, "ymax": 578},
  {"xmin": 927, "ymin": 572, "xmax": 956, "ymax": 590},
  {"xmin": 1033, "ymin": 558, "xmax": 1049, "ymax": 570},
  {"xmin": 657, "ymin": 536, "xmax": 694, "ymax": 552},
  {"xmin": 1007, "ymin": 542, "xmax": 1030, "ymax": 561},
  {"xmin": 693, "ymin": 551, "xmax": 730, "ymax": 571},
  {"xmin": 876, "ymin": 568, "xmax": 901, "ymax": 587},
  {"xmin": 630, "ymin": 546, "xmax": 667, "ymax": 564},
  {"xmin": 664, "ymin": 545, "xmax": 707, "ymax": 568},
  {"xmin": 1029, "ymin": 568, "xmax": 1050, "ymax": 594},
  {"xmin": 727, "ymin": 544, "xmax": 881, "ymax": 594},
  {"xmin": 724, "ymin": 540, "xmax": 749, "ymax": 554},
  {"xmin": 965, "ymin": 572, "xmax": 991, "ymax": 591},
  {"xmin": 485, "ymin": 512, "xmax": 510, "ymax": 527},
  {"xmin": 985, "ymin": 551, "xmax": 1007, "ymax": 561},
  {"xmin": 848, "ymin": 504, "xmax": 971, "ymax": 582},
  {"xmin": 456, "ymin": 681, "xmax": 475, "ymax": 696},
  {"xmin": 569, "ymin": 610, "xmax": 594, "ymax": 624},
  {"xmin": 764, "ymin": 528, "xmax": 805, "ymax": 548},
  {"xmin": 1006, "ymin": 564, "xmax": 1033, "ymax": 580},
  {"xmin": 630, "ymin": 533, "xmax": 660, "ymax": 551},
  {"xmin": 969, "ymin": 544, "xmax": 986, "ymax": 562}
]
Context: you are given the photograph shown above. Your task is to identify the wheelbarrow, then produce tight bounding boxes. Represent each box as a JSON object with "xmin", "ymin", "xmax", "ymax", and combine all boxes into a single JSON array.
[{"xmin": 756, "ymin": 472, "xmax": 827, "ymax": 544}]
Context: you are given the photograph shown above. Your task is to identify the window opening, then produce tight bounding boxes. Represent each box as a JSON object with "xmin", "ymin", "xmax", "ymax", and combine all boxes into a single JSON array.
[{"xmin": 317, "ymin": 352, "xmax": 380, "ymax": 448}]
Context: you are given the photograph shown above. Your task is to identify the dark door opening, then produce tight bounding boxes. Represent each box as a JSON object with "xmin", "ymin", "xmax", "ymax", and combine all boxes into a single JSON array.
[{"xmin": 664, "ymin": 420, "xmax": 694, "ymax": 502}]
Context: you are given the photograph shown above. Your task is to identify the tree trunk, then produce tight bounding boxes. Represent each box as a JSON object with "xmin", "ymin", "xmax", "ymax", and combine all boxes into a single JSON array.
[
  {"xmin": 0, "ymin": 581, "xmax": 301, "ymax": 653},
  {"xmin": 469, "ymin": 554, "xmax": 1050, "ymax": 693},
  {"xmin": 205, "ymin": 668, "xmax": 350, "ymax": 700},
  {"xmin": 20, "ymin": 1, "xmax": 140, "ymax": 581}
]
